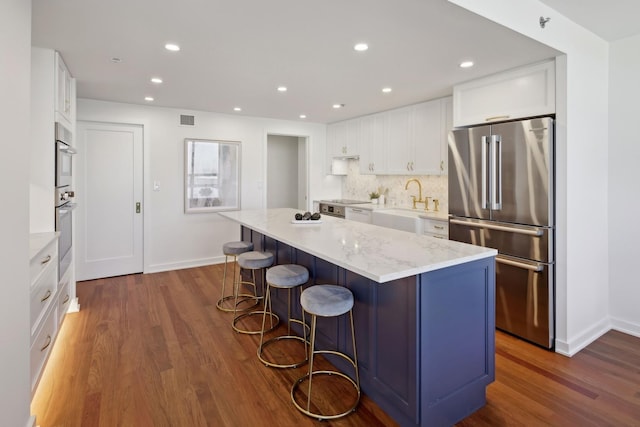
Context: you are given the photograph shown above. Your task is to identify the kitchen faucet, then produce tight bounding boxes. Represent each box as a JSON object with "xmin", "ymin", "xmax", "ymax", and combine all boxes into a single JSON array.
[{"xmin": 404, "ymin": 178, "xmax": 423, "ymax": 209}]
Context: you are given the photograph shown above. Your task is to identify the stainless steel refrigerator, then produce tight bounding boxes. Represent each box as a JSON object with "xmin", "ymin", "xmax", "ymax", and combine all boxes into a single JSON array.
[{"xmin": 448, "ymin": 117, "xmax": 555, "ymax": 349}]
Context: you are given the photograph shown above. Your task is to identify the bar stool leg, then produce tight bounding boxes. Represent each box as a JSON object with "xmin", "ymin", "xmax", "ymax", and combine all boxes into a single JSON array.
[{"xmin": 233, "ymin": 266, "xmax": 278, "ymax": 335}]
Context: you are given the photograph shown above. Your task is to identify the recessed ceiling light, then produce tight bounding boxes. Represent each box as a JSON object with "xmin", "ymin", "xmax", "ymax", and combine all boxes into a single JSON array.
[
  {"xmin": 354, "ymin": 43, "xmax": 369, "ymax": 52},
  {"xmin": 110, "ymin": 57, "xmax": 122, "ymax": 63},
  {"xmin": 332, "ymin": 104, "xmax": 344, "ymax": 109},
  {"xmin": 165, "ymin": 43, "xmax": 180, "ymax": 52},
  {"xmin": 144, "ymin": 96, "xmax": 154, "ymax": 102},
  {"xmin": 233, "ymin": 107, "xmax": 242, "ymax": 112},
  {"xmin": 151, "ymin": 77, "xmax": 163, "ymax": 84},
  {"xmin": 299, "ymin": 114, "xmax": 307, "ymax": 119},
  {"xmin": 277, "ymin": 86, "xmax": 287, "ymax": 92},
  {"xmin": 382, "ymin": 87, "xmax": 392, "ymax": 93},
  {"xmin": 459, "ymin": 61, "xmax": 474, "ymax": 68}
]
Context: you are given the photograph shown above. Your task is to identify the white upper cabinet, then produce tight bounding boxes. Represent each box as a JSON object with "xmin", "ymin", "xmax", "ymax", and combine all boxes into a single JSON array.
[
  {"xmin": 359, "ymin": 113, "xmax": 387, "ymax": 175},
  {"xmin": 326, "ymin": 96, "xmax": 451, "ymax": 176},
  {"xmin": 453, "ymin": 60, "xmax": 555, "ymax": 127},
  {"xmin": 54, "ymin": 52, "xmax": 74, "ymax": 128}
]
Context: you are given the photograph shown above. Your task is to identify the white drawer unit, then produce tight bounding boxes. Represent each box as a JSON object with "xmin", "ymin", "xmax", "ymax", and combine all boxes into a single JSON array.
[
  {"xmin": 30, "ymin": 305, "xmax": 57, "ymax": 392},
  {"xmin": 30, "ymin": 263, "xmax": 57, "ymax": 339},
  {"xmin": 57, "ymin": 276, "xmax": 72, "ymax": 325},
  {"xmin": 422, "ymin": 217, "xmax": 449, "ymax": 239},
  {"xmin": 345, "ymin": 207, "xmax": 372, "ymax": 224},
  {"xmin": 29, "ymin": 232, "xmax": 60, "ymax": 393}
]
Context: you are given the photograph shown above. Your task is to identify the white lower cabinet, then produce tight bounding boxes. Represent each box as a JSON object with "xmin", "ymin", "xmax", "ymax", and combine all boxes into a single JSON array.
[
  {"xmin": 30, "ymin": 232, "xmax": 60, "ymax": 393},
  {"xmin": 345, "ymin": 207, "xmax": 372, "ymax": 223},
  {"xmin": 422, "ymin": 217, "xmax": 449, "ymax": 239}
]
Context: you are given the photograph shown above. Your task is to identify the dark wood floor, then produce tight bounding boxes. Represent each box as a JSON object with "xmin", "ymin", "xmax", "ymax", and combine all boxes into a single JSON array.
[{"xmin": 32, "ymin": 265, "xmax": 640, "ymax": 426}]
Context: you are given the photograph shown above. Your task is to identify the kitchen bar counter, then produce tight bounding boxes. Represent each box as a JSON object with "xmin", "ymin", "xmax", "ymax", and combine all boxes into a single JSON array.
[
  {"xmin": 220, "ymin": 208, "xmax": 494, "ymax": 282},
  {"xmin": 220, "ymin": 208, "xmax": 496, "ymax": 427}
]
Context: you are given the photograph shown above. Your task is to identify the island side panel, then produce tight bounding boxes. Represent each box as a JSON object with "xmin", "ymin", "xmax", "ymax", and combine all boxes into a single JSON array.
[{"xmin": 419, "ymin": 257, "xmax": 496, "ymax": 427}]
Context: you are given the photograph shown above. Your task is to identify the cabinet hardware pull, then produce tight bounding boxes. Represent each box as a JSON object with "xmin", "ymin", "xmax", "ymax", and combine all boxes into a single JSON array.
[
  {"xmin": 529, "ymin": 127, "xmax": 548, "ymax": 132},
  {"xmin": 434, "ymin": 225, "xmax": 444, "ymax": 230},
  {"xmin": 41, "ymin": 289, "xmax": 52, "ymax": 303},
  {"xmin": 62, "ymin": 294, "xmax": 70, "ymax": 304},
  {"xmin": 485, "ymin": 115, "xmax": 510, "ymax": 122},
  {"xmin": 496, "ymin": 255, "xmax": 543, "ymax": 272},
  {"xmin": 40, "ymin": 335, "xmax": 52, "ymax": 352},
  {"xmin": 450, "ymin": 218, "xmax": 543, "ymax": 236},
  {"xmin": 40, "ymin": 255, "xmax": 52, "ymax": 265}
]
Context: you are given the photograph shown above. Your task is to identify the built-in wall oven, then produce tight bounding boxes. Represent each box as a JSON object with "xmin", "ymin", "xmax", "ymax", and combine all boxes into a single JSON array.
[{"xmin": 55, "ymin": 121, "xmax": 76, "ymax": 280}]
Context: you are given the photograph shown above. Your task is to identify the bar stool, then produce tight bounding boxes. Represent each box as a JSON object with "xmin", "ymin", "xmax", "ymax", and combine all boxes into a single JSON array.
[
  {"xmin": 291, "ymin": 285, "xmax": 360, "ymax": 420},
  {"xmin": 217, "ymin": 241, "xmax": 255, "ymax": 312},
  {"xmin": 232, "ymin": 251, "xmax": 279, "ymax": 335},
  {"xmin": 258, "ymin": 264, "xmax": 310, "ymax": 368}
]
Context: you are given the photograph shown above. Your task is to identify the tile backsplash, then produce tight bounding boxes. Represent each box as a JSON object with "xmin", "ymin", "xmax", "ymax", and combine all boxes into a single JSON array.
[{"xmin": 342, "ymin": 160, "xmax": 448, "ymax": 213}]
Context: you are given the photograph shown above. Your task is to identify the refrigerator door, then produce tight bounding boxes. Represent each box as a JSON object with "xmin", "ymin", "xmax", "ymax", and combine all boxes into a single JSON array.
[
  {"xmin": 489, "ymin": 118, "xmax": 554, "ymax": 227},
  {"xmin": 448, "ymin": 125, "xmax": 492, "ymax": 220},
  {"xmin": 449, "ymin": 217, "xmax": 553, "ymax": 263},
  {"xmin": 495, "ymin": 254, "xmax": 554, "ymax": 349}
]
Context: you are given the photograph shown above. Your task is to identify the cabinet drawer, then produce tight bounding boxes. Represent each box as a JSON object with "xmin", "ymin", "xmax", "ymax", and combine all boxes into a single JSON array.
[
  {"xmin": 30, "ymin": 263, "xmax": 57, "ymax": 337},
  {"xmin": 57, "ymin": 279, "xmax": 71, "ymax": 324},
  {"xmin": 30, "ymin": 305, "xmax": 57, "ymax": 392},
  {"xmin": 30, "ymin": 239, "xmax": 57, "ymax": 287},
  {"xmin": 422, "ymin": 218, "xmax": 448, "ymax": 238}
]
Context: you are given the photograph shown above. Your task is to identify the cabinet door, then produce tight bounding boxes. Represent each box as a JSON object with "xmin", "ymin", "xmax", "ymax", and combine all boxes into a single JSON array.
[
  {"xmin": 55, "ymin": 52, "xmax": 72, "ymax": 125},
  {"xmin": 411, "ymin": 101, "xmax": 442, "ymax": 175},
  {"xmin": 440, "ymin": 97, "xmax": 453, "ymax": 175},
  {"xmin": 359, "ymin": 113, "xmax": 386, "ymax": 174},
  {"xmin": 326, "ymin": 122, "xmax": 346, "ymax": 173},
  {"xmin": 345, "ymin": 119, "xmax": 360, "ymax": 156},
  {"xmin": 453, "ymin": 60, "xmax": 555, "ymax": 127},
  {"xmin": 385, "ymin": 106, "xmax": 412, "ymax": 174}
]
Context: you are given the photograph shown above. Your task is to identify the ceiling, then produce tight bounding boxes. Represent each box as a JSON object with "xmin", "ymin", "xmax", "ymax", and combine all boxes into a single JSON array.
[
  {"xmin": 540, "ymin": 0, "xmax": 640, "ymax": 42},
  {"xmin": 31, "ymin": 0, "xmax": 566, "ymax": 124}
]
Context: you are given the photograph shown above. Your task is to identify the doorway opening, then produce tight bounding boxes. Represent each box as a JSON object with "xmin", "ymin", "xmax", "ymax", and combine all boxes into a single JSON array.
[{"xmin": 266, "ymin": 134, "xmax": 308, "ymax": 210}]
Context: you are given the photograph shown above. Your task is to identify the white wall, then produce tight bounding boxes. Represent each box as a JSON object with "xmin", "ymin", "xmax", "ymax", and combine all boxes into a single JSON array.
[
  {"xmin": 77, "ymin": 99, "xmax": 341, "ymax": 273},
  {"xmin": 267, "ymin": 135, "xmax": 299, "ymax": 209},
  {"xmin": 448, "ymin": 0, "xmax": 610, "ymax": 355},
  {"xmin": 608, "ymin": 34, "xmax": 640, "ymax": 336},
  {"xmin": 1, "ymin": 1, "xmax": 33, "ymax": 426}
]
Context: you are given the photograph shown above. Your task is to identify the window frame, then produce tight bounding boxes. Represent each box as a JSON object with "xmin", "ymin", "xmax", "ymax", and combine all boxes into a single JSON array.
[{"xmin": 184, "ymin": 138, "xmax": 241, "ymax": 213}]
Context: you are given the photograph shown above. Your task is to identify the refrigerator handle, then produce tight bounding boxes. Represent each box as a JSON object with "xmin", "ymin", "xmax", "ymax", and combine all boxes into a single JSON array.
[
  {"xmin": 449, "ymin": 218, "xmax": 544, "ymax": 236},
  {"xmin": 481, "ymin": 135, "xmax": 489, "ymax": 209},
  {"xmin": 491, "ymin": 135, "xmax": 502, "ymax": 210}
]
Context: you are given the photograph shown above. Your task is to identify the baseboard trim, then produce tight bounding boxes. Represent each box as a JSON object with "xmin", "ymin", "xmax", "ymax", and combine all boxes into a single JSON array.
[
  {"xmin": 610, "ymin": 317, "xmax": 640, "ymax": 339},
  {"xmin": 555, "ymin": 317, "xmax": 611, "ymax": 357},
  {"xmin": 67, "ymin": 297, "xmax": 80, "ymax": 313},
  {"xmin": 146, "ymin": 256, "xmax": 225, "ymax": 274}
]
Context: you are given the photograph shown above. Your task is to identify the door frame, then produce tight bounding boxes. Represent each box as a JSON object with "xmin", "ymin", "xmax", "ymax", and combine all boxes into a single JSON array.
[
  {"xmin": 76, "ymin": 119, "xmax": 150, "ymax": 275},
  {"xmin": 264, "ymin": 132, "xmax": 310, "ymax": 211}
]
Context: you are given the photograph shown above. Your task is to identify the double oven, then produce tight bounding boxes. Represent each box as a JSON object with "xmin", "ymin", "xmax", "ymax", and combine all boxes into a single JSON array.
[{"xmin": 55, "ymin": 122, "xmax": 76, "ymax": 280}]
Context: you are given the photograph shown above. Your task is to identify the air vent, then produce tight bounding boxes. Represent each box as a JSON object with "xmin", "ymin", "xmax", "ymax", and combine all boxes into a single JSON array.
[{"xmin": 180, "ymin": 114, "xmax": 195, "ymax": 126}]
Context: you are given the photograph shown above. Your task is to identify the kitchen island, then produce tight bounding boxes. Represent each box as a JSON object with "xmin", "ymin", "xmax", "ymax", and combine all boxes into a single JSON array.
[{"xmin": 220, "ymin": 208, "xmax": 497, "ymax": 427}]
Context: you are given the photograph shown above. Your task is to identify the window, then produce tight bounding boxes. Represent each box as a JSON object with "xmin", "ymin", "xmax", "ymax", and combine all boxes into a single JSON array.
[{"xmin": 184, "ymin": 139, "xmax": 240, "ymax": 213}]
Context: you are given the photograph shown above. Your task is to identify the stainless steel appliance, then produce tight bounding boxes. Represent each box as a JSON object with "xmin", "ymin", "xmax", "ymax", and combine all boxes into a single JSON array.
[
  {"xmin": 56, "ymin": 122, "xmax": 76, "ymax": 187},
  {"xmin": 319, "ymin": 199, "xmax": 369, "ymax": 218},
  {"xmin": 448, "ymin": 117, "xmax": 555, "ymax": 349},
  {"xmin": 55, "ymin": 121, "xmax": 76, "ymax": 280}
]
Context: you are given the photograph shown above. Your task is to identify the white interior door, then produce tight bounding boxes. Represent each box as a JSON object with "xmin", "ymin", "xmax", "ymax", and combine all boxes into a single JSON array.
[{"xmin": 76, "ymin": 121, "xmax": 143, "ymax": 281}]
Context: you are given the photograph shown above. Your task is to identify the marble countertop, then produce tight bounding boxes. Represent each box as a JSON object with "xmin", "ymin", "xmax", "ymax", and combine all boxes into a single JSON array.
[{"xmin": 220, "ymin": 208, "xmax": 495, "ymax": 283}]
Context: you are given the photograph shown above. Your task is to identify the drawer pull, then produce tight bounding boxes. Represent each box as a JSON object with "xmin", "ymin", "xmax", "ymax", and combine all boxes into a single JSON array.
[
  {"xmin": 62, "ymin": 294, "xmax": 70, "ymax": 304},
  {"xmin": 485, "ymin": 115, "xmax": 510, "ymax": 122},
  {"xmin": 40, "ymin": 255, "xmax": 52, "ymax": 265},
  {"xmin": 434, "ymin": 225, "xmax": 444, "ymax": 230},
  {"xmin": 41, "ymin": 289, "xmax": 52, "ymax": 303},
  {"xmin": 40, "ymin": 335, "xmax": 52, "ymax": 352}
]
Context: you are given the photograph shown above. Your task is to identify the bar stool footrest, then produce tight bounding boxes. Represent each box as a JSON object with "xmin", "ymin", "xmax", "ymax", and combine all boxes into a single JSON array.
[
  {"xmin": 291, "ymin": 370, "xmax": 361, "ymax": 420},
  {"xmin": 233, "ymin": 311, "xmax": 279, "ymax": 335},
  {"xmin": 216, "ymin": 293, "xmax": 259, "ymax": 312}
]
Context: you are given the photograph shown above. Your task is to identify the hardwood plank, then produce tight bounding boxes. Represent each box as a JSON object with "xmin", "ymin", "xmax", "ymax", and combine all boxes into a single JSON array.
[{"xmin": 31, "ymin": 264, "xmax": 640, "ymax": 427}]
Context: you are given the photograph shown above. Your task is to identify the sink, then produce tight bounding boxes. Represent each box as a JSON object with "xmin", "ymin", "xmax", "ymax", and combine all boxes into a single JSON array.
[{"xmin": 372, "ymin": 209, "xmax": 422, "ymax": 233}]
